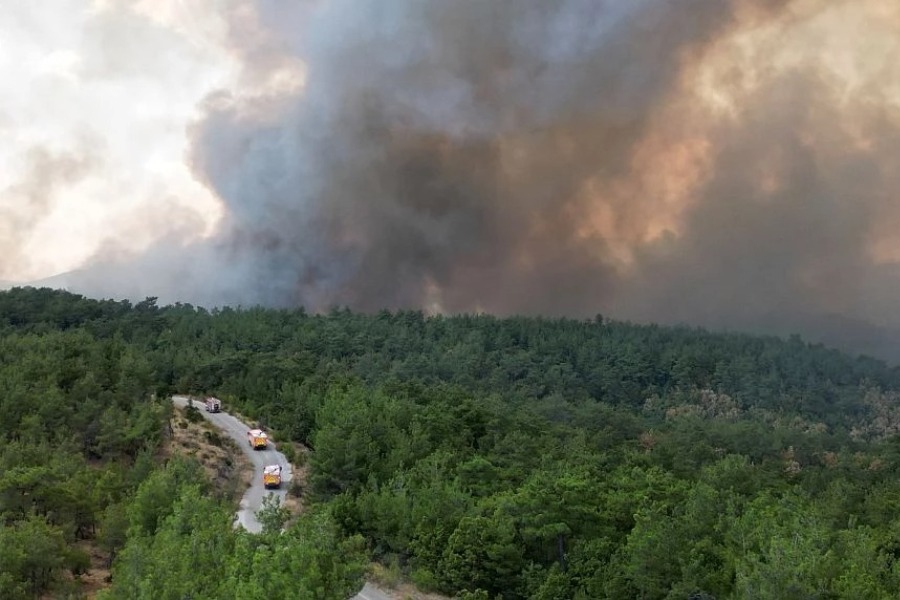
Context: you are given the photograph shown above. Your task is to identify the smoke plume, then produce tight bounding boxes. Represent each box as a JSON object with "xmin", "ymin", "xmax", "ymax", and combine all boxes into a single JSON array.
[
  {"xmin": 0, "ymin": 144, "xmax": 98, "ymax": 280},
  {"xmin": 47, "ymin": 0, "xmax": 900, "ymax": 361}
]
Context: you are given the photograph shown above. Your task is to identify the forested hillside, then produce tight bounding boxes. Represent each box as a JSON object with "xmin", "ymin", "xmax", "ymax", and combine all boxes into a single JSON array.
[{"xmin": 3, "ymin": 286, "xmax": 900, "ymax": 599}]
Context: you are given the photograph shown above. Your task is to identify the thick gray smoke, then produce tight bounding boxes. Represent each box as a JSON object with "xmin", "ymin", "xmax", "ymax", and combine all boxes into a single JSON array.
[
  {"xmin": 187, "ymin": 0, "xmax": 799, "ymax": 309},
  {"xmin": 48, "ymin": 0, "xmax": 900, "ymax": 362}
]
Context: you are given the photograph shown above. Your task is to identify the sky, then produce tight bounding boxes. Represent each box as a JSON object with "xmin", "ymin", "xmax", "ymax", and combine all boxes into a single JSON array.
[
  {"xmin": 0, "ymin": 0, "xmax": 230, "ymax": 281},
  {"xmin": 3, "ymin": 0, "xmax": 900, "ymax": 362}
]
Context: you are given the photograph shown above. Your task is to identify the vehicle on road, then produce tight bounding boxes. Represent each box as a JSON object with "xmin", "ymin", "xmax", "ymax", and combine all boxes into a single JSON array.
[
  {"xmin": 204, "ymin": 397, "xmax": 221, "ymax": 413},
  {"xmin": 247, "ymin": 428, "xmax": 269, "ymax": 450},
  {"xmin": 263, "ymin": 465, "xmax": 282, "ymax": 489}
]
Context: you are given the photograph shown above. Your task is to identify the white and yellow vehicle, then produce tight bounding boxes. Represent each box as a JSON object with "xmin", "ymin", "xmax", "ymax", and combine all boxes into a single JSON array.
[
  {"xmin": 247, "ymin": 428, "xmax": 269, "ymax": 450},
  {"xmin": 263, "ymin": 465, "xmax": 282, "ymax": 489}
]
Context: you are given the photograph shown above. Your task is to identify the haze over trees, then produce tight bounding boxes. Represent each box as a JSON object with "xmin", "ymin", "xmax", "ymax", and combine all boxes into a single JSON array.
[{"xmin": 3, "ymin": 286, "xmax": 900, "ymax": 598}]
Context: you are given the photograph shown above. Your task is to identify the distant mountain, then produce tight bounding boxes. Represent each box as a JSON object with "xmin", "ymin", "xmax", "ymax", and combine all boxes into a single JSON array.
[
  {"xmin": 21, "ymin": 267, "xmax": 163, "ymax": 305},
  {"xmin": 0, "ymin": 279, "xmax": 33, "ymax": 292},
  {"xmin": 22, "ymin": 270, "xmax": 78, "ymax": 291}
]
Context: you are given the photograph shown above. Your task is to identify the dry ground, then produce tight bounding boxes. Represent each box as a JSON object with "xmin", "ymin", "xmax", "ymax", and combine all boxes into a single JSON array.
[{"xmin": 166, "ymin": 404, "xmax": 254, "ymax": 502}]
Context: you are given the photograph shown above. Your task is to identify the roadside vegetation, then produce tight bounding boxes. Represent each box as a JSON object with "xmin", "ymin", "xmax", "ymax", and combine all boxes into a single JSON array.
[
  {"xmin": 3, "ymin": 286, "xmax": 900, "ymax": 598},
  {"xmin": 167, "ymin": 404, "xmax": 251, "ymax": 504}
]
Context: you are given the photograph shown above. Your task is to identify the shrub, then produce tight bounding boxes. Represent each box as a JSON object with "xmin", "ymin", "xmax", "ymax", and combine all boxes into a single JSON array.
[
  {"xmin": 203, "ymin": 430, "xmax": 223, "ymax": 447},
  {"xmin": 184, "ymin": 405, "xmax": 203, "ymax": 424}
]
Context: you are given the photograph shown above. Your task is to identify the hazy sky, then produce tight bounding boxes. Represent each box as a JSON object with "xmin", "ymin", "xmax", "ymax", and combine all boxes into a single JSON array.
[{"xmin": 0, "ymin": 0, "xmax": 233, "ymax": 281}]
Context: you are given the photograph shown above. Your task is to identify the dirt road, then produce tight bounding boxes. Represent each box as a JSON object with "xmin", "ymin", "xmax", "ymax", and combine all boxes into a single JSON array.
[
  {"xmin": 170, "ymin": 395, "xmax": 396, "ymax": 600},
  {"xmin": 353, "ymin": 583, "xmax": 394, "ymax": 600},
  {"xmin": 171, "ymin": 395, "xmax": 292, "ymax": 533}
]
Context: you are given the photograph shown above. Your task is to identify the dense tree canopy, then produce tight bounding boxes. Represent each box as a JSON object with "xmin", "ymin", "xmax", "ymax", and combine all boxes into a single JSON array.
[{"xmin": 3, "ymin": 286, "xmax": 900, "ymax": 598}]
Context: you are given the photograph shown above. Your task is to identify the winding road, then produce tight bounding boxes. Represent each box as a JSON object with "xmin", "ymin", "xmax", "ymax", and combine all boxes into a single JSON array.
[
  {"xmin": 172, "ymin": 395, "xmax": 292, "ymax": 532},
  {"xmin": 170, "ymin": 396, "xmax": 394, "ymax": 600}
]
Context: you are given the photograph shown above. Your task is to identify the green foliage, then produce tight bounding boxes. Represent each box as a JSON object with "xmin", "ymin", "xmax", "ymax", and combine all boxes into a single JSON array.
[
  {"xmin": 0, "ymin": 514, "xmax": 76, "ymax": 599},
  {"xmin": 5, "ymin": 287, "xmax": 900, "ymax": 599},
  {"xmin": 103, "ymin": 466, "xmax": 367, "ymax": 600},
  {"xmin": 183, "ymin": 404, "xmax": 204, "ymax": 424},
  {"xmin": 440, "ymin": 514, "xmax": 525, "ymax": 595},
  {"xmin": 257, "ymin": 493, "xmax": 290, "ymax": 535}
]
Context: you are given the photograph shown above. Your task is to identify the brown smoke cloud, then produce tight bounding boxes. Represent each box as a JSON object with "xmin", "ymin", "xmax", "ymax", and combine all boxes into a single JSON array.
[{"xmin": 48, "ymin": 0, "xmax": 900, "ymax": 361}]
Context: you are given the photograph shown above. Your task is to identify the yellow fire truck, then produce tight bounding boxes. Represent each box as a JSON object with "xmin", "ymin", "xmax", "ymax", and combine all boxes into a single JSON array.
[
  {"xmin": 247, "ymin": 428, "xmax": 268, "ymax": 450},
  {"xmin": 263, "ymin": 465, "xmax": 283, "ymax": 489}
]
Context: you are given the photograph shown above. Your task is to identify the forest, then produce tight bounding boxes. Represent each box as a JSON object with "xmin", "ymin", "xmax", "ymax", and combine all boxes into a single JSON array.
[{"xmin": 3, "ymin": 286, "xmax": 900, "ymax": 599}]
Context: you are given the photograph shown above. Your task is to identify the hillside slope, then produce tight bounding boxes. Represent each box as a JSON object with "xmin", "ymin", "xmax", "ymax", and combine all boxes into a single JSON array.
[{"xmin": 4, "ymin": 287, "xmax": 900, "ymax": 598}]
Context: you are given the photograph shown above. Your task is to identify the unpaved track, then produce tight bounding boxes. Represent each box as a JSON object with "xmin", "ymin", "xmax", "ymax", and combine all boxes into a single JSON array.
[
  {"xmin": 172, "ymin": 395, "xmax": 292, "ymax": 533},
  {"xmin": 170, "ymin": 396, "xmax": 394, "ymax": 600},
  {"xmin": 353, "ymin": 583, "xmax": 393, "ymax": 600}
]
